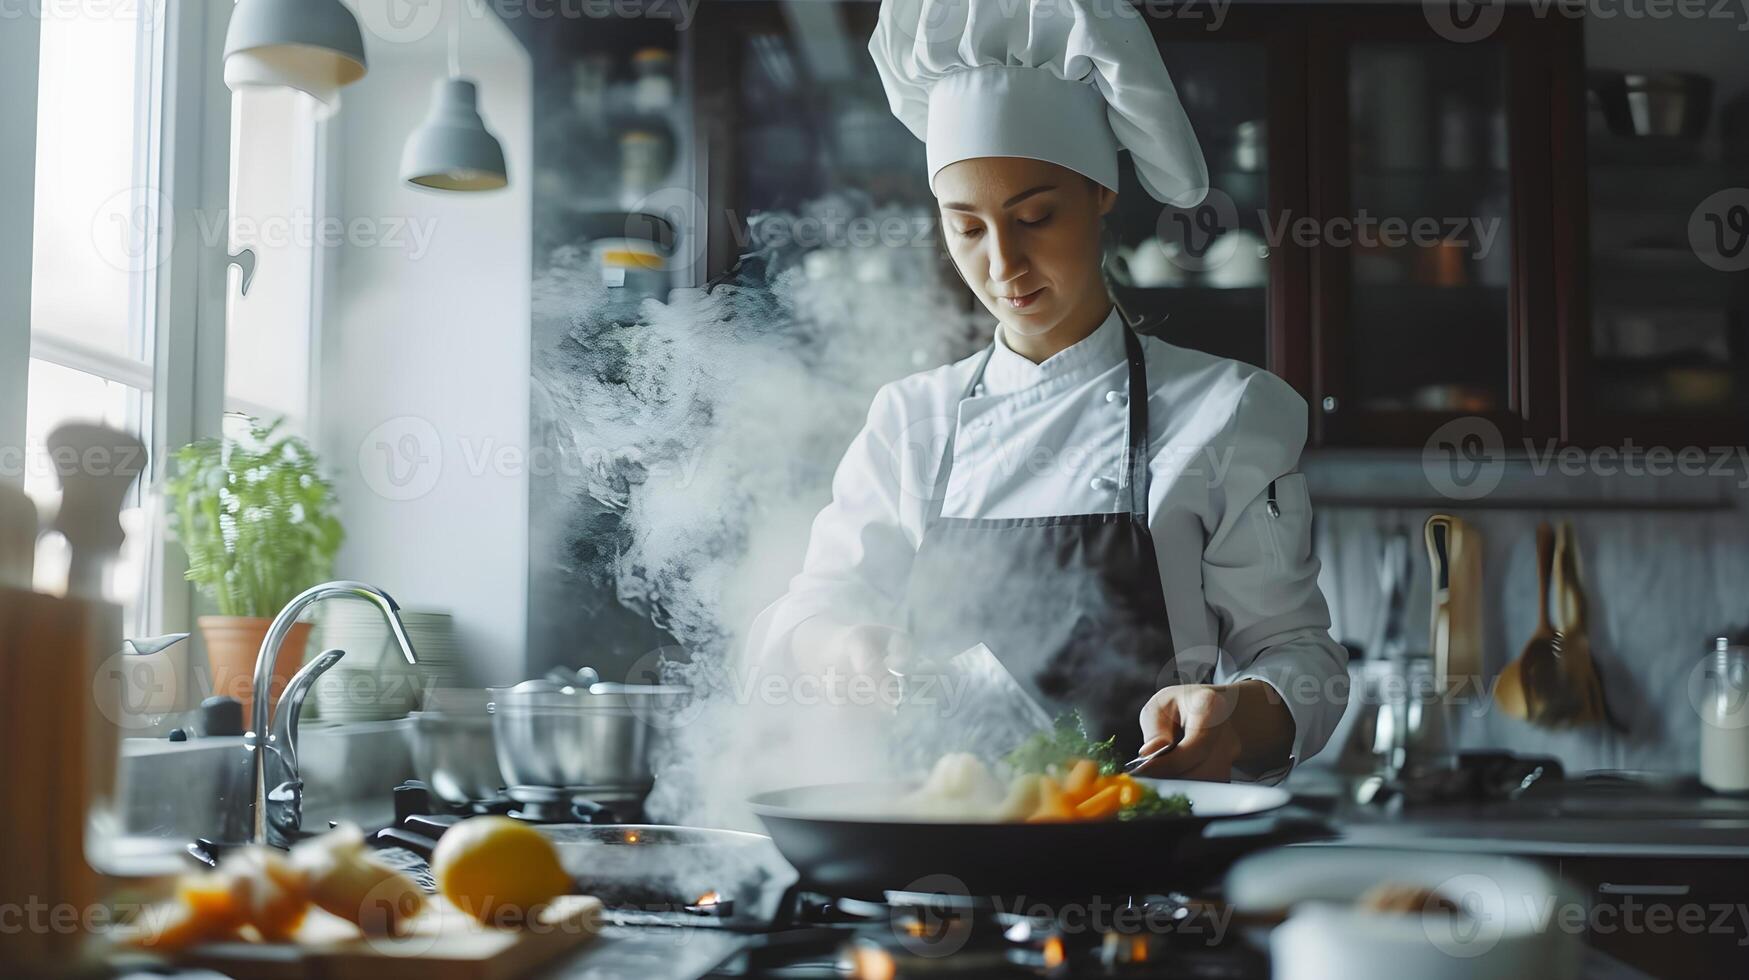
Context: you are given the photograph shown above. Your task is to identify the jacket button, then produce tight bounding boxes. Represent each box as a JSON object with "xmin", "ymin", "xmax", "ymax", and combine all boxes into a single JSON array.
[
  {"xmin": 1090, "ymin": 476, "xmax": 1118, "ymax": 492},
  {"xmin": 1105, "ymin": 390, "xmax": 1127, "ymax": 407}
]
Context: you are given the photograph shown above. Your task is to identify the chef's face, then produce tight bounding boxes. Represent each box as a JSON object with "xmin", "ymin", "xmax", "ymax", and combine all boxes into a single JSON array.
[{"xmin": 935, "ymin": 157, "xmax": 1116, "ymax": 346}]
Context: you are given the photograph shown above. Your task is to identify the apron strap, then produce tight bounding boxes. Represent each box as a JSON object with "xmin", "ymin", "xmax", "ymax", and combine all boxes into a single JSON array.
[
  {"xmin": 1120, "ymin": 323, "xmax": 1151, "ymax": 522},
  {"xmin": 924, "ymin": 344, "xmax": 996, "ymax": 526},
  {"xmin": 924, "ymin": 319, "xmax": 1153, "ymax": 527}
]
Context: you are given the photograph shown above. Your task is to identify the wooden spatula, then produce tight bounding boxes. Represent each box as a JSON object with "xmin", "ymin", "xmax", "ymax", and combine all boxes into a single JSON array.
[
  {"xmin": 1496, "ymin": 522, "xmax": 1559, "ymax": 722},
  {"xmin": 1551, "ymin": 521, "xmax": 1626, "ymax": 732}
]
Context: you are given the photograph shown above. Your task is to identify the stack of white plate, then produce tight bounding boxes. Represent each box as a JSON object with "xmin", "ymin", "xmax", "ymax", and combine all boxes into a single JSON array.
[
  {"xmin": 400, "ymin": 610, "xmax": 466, "ymax": 699},
  {"xmin": 307, "ymin": 602, "xmax": 429, "ymax": 722}
]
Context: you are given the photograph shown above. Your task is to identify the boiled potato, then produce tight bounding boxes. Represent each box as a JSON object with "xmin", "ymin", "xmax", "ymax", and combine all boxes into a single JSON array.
[
  {"xmin": 292, "ymin": 825, "xmax": 425, "ymax": 936},
  {"xmin": 116, "ymin": 899, "xmax": 241, "ymax": 954},
  {"xmin": 225, "ymin": 846, "xmax": 310, "ymax": 942}
]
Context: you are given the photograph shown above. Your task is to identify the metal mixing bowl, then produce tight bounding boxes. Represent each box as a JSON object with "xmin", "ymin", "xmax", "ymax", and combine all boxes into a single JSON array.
[
  {"xmin": 488, "ymin": 678, "xmax": 687, "ymax": 791},
  {"xmin": 407, "ymin": 709, "xmax": 504, "ymax": 804}
]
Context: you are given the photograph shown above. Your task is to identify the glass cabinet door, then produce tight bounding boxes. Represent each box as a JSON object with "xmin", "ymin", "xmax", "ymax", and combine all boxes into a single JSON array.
[
  {"xmin": 1342, "ymin": 41, "xmax": 1512, "ymax": 414},
  {"xmin": 1309, "ymin": 12, "xmax": 1562, "ymax": 447},
  {"xmin": 1575, "ymin": 16, "xmax": 1749, "ymax": 443},
  {"xmin": 1109, "ymin": 38, "xmax": 1280, "ymax": 370}
]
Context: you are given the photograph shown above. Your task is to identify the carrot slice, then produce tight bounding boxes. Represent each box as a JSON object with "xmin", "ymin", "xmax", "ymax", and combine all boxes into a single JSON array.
[
  {"xmin": 1075, "ymin": 785, "xmax": 1124, "ymax": 821},
  {"xmin": 1027, "ymin": 777, "xmax": 1074, "ymax": 823}
]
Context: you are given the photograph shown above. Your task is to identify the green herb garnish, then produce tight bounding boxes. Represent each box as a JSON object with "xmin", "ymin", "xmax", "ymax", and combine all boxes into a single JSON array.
[
  {"xmin": 1004, "ymin": 712, "xmax": 1120, "ymax": 776},
  {"xmin": 1118, "ymin": 787, "xmax": 1194, "ymax": 820},
  {"xmin": 1003, "ymin": 711, "xmax": 1195, "ymax": 820}
]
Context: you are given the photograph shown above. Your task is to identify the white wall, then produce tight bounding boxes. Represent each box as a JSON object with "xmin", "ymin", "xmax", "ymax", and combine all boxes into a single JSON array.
[
  {"xmin": 317, "ymin": 5, "xmax": 533, "ymax": 685},
  {"xmin": 0, "ymin": 10, "xmax": 42, "ymax": 474}
]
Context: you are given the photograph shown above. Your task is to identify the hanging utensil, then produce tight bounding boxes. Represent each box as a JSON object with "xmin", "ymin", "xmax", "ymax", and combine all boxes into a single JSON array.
[
  {"xmin": 1496, "ymin": 523, "xmax": 1559, "ymax": 722},
  {"xmin": 1425, "ymin": 514, "xmax": 1483, "ymax": 699},
  {"xmin": 1550, "ymin": 522, "xmax": 1626, "ymax": 732},
  {"xmin": 1366, "ymin": 527, "xmax": 1413, "ymax": 662},
  {"xmin": 1519, "ymin": 523, "xmax": 1568, "ymax": 726}
]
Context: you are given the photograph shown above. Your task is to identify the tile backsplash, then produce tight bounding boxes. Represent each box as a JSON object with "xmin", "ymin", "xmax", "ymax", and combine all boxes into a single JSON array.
[{"xmin": 1306, "ymin": 455, "xmax": 1749, "ymax": 775}]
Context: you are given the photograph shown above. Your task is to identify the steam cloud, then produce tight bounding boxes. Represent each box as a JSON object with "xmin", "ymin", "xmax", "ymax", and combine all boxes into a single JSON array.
[{"xmin": 531, "ymin": 192, "xmax": 983, "ymax": 830}]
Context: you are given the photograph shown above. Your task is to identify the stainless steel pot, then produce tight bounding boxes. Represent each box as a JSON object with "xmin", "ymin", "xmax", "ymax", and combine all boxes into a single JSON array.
[
  {"xmin": 488, "ymin": 677, "xmax": 686, "ymax": 791},
  {"xmin": 408, "ymin": 709, "xmax": 504, "ymax": 804}
]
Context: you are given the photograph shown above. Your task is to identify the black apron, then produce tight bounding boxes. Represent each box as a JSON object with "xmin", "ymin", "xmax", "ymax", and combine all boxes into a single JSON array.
[{"xmin": 903, "ymin": 324, "xmax": 1176, "ymax": 760}]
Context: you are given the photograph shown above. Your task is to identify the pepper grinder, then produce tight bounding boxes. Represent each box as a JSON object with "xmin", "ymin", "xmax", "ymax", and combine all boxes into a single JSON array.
[{"xmin": 47, "ymin": 423, "xmax": 147, "ymax": 599}]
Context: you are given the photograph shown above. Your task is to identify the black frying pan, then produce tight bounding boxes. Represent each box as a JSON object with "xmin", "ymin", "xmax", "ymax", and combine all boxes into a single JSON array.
[{"xmin": 748, "ymin": 778, "xmax": 1334, "ymax": 901}]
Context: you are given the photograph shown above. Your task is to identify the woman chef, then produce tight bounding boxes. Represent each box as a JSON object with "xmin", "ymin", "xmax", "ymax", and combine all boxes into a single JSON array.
[{"xmin": 748, "ymin": 0, "xmax": 1348, "ymax": 783}]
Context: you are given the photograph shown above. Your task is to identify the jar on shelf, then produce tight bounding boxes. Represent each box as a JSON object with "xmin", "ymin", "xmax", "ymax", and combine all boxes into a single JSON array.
[
  {"xmin": 1699, "ymin": 637, "xmax": 1749, "ymax": 794},
  {"xmin": 592, "ymin": 237, "xmax": 668, "ymax": 305},
  {"xmin": 631, "ymin": 47, "xmax": 675, "ymax": 114},
  {"xmin": 618, "ymin": 129, "xmax": 671, "ymax": 209}
]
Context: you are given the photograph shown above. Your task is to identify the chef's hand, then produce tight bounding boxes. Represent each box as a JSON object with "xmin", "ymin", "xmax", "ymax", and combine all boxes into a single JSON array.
[
  {"xmin": 1133, "ymin": 680, "xmax": 1294, "ymax": 782},
  {"xmin": 790, "ymin": 619, "xmax": 911, "ymax": 681}
]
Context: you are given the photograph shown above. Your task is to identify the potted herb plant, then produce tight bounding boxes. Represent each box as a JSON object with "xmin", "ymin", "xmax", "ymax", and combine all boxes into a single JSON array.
[{"xmin": 165, "ymin": 416, "xmax": 344, "ymax": 720}]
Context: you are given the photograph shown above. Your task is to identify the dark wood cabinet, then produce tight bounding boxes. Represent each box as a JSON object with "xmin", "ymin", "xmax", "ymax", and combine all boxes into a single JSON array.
[
  {"xmin": 1127, "ymin": 6, "xmax": 1744, "ymax": 450},
  {"xmin": 1120, "ymin": 6, "xmax": 1582, "ymax": 449},
  {"xmin": 1556, "ymin": 856, "xmax": 1749, "ymax": 979},
  {"xmin": 680, "ymin": 2, "xmax": 1747, "ymax": 451},
  {"xmin": 1304, "ymin": 10, "xmax": 1571, "ymax": 450}
]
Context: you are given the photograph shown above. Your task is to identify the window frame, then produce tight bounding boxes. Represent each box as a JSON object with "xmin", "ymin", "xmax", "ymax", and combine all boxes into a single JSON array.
[{"xmin": 5, "ymin": 0, "xmax": 327, "ymax": 638}]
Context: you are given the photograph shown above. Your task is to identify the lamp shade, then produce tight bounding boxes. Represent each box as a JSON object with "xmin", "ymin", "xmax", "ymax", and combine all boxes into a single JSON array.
[
  {"xmin": 400, "ymin": 78, "xmax": 509, "ymax": 191},
  {"xmin": 222, "ymin": 0, "xmax": 368, "ymax": 105}
]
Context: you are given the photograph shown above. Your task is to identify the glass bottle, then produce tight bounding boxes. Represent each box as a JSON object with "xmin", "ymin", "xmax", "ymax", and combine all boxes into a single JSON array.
[{"xmin": 1700, "ymin": 637, "xmax": 1749, "ymax": 794}]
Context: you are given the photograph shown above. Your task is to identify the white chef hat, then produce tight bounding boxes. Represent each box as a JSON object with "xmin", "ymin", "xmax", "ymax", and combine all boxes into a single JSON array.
[{"xmin": 869, "ymin": 0, "xmax": 1209, "ymax": 208}]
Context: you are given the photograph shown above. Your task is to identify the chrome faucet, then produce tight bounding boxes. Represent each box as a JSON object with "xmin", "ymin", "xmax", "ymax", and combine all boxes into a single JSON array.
[{"xmin": 248, "ymin": 581, "xmax": 419, "ymax": 847}]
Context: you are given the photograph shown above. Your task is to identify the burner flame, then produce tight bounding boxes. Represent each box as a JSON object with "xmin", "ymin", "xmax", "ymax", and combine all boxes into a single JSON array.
[
  {"xmin": 1042, "ymin": 935, "xmax": 1066, "ymax": 969},
  {"xmin": 849, "ymin": 944, "xmax": 897, "ymax": 980}
]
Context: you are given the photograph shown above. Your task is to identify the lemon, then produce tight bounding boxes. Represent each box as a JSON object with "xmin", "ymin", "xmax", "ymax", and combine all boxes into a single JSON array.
[{"xmin": 431, "ymin": 816, "xmax": 573, "ymax": 926}]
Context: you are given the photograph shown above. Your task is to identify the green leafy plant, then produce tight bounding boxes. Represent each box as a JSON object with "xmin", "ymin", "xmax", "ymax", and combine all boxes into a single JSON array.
[{"xmin": 165, "ymin": 416, "xmax": 344, "ymax": 618}]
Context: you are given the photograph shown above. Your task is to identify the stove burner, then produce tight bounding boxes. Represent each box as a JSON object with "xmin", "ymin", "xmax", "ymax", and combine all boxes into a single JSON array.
[
  {"xmin": 504, "ymin": 783, "xmax": 646, "ymax": 824},
  {"xmin": 808, "ymin": 892, "xmax": 1268, "ymax": 979},
  {"xmin": 390, "ymin": 779, "xmax": 649, "ymax": 825}
]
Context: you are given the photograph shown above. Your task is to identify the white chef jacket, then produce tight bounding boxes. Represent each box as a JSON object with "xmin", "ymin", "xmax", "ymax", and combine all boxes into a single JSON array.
[{"xmin": 745, "ymin": 307, "xmax": 1347, "ymax": 782}]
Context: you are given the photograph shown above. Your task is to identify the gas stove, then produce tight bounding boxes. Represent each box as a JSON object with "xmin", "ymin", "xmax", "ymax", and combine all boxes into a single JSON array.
[
  {"xmin": 710, "ymin": 891, "xmax": 1269, "ymax": 978},
  {"xmin": 370, "ymin": 781, "xmax": 1270, "ymax": 978}
]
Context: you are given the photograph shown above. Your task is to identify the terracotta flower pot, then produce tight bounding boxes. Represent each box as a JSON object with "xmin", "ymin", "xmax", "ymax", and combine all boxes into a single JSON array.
[{"xmin": 198, "ymin": 616, "xmax": 313, "ymax": 727}]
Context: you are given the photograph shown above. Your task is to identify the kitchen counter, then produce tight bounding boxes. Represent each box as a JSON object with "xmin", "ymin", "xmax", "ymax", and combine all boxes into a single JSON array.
[
  {"xmin": 520, "ymin": 923, "xmax": 1656, "ymax": 980},
  {"xmin": 1285, "ymin": 766, "xmax": 1749, "ymax": 857},
  {"xmin": 1285, "ymin": 765, "xmax": 1749, "ymax": 978}
]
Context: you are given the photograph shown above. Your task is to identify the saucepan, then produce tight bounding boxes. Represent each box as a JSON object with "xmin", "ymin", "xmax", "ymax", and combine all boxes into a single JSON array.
[
  {"xmin": 407, "ymin": 709, "xmax": 504, "ymax": 804},
  {"xmin": 488, "ymin": 674, "xmax": 690, "ymax": 791},
  {"xmin": 748, "ymin": 778, "xmax": 1333, "ymax": 900}
]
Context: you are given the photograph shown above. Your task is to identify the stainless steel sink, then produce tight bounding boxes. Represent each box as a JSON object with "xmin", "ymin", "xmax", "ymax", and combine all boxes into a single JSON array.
[{"xmin": 115, "ymin": 719, "xmax": 414, "ymax": 849}]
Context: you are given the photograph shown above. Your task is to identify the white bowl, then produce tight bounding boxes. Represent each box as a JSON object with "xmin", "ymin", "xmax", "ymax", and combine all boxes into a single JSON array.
[{"xmin": 1226, "ymin": 847, "xmax": 1581, "ymax": 980}]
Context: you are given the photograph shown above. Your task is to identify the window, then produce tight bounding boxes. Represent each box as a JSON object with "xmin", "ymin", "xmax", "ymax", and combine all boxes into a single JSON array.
[
  {"xmin": 226, "ymin": 87, "xmax": 321, "ymax": 431},
  {"xmin": 20, "ymin": 2, "xmax": 327, "ymax": 634},
  {"xmin": 26, "ymin": 1, "xmax": 165, "ymax": 629}
]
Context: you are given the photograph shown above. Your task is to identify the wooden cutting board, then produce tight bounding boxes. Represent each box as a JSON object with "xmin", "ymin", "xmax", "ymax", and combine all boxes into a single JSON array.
[{"xmin": 180, "ymin": 895, "xmax": 605, "ymax": 980}]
